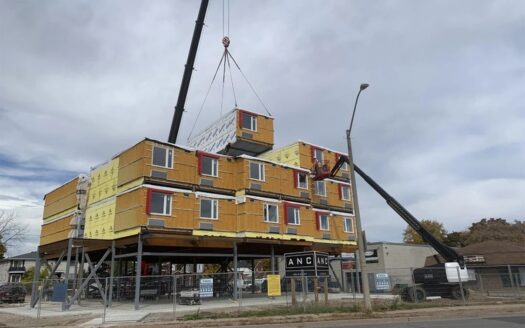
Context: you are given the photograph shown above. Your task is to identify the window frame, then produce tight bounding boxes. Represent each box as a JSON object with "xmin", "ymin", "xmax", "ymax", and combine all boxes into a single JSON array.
[
  {"xmin": 315, "ymin": 180, "xmax": 326, "ymax": 197},
  {"xmin": 284, "ymin": 203, "xmax": 301, "ymax": 225},
  {"xmin": 296, "ymin": 171, "xmax": 309, "ymax": 190},
  {"xmin": 200, "ymin": 198, "xmax": 219, "ymax": 220},
  {"xmin": 152, "ymin": 146, "xmax": 174, "ymax": 169},
  {"xmin": 240, "ymin": 111, "xmax": 257, "ymax": 131},
  {"xmin": 340, "ymin": 185, "xmax": 351, "ymax": 201},
  {"xmin": 311, "ymin": 147, "xmax": 324, "ymax": 163},
  {"xmin": 148, "ymin": 190, "xmax": 172, "ymax": 216},
  {"xmin": 199, "ymin": 154, "xmax": 219, "ymax": 177},
  {"xmin": 249, "ymin": 161, "xmax": 265, "ymax": 181},
  {"xmin": 344, "ymin": 217, "xmax": 354, "ymax": 233},
  {"xmin": 318, "ymin": 213, "xmax": 330, "ymax": 231},
  {"xmin": 263, "ymin": 203, "xmax": 279, "ymax": 223}
]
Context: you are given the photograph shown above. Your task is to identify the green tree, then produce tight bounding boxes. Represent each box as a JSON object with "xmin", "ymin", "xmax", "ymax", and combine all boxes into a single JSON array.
[
  {"xmin": 403, "ymin": 219, "xmax": 447, "ymax": 244},
  {"xmin": 443, "ymin": 231, "xmax": 469, "ymax": 247},
  {"xmin": 465, "ymin": 218, "xmax": 525, "ymax": 245},
  {"xmin": 22, "ymin": 266, "xmax": 49, "ymax": 283}
]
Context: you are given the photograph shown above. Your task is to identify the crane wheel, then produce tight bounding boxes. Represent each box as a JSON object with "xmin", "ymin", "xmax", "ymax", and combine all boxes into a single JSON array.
[
  {"xmin": 451, "ymin": 285, "xmax": 469, "ymax": 300},
  {"xmin": 407, "ymin": 286, "xmax": 426, "ymax": 302}
]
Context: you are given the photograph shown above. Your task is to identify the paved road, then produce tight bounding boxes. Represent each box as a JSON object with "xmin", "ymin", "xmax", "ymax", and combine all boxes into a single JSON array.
[{"xmin": 229, "ymin": 315, "xmax": 525, "ymax": 328}]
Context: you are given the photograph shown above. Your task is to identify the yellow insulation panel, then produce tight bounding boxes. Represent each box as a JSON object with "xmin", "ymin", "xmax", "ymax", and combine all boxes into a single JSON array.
[
  {"xmin": 88, "ymin": 158, "xmax": 119, "ymax": 205},
  {"xmin": 260, "ymin": 143, "xmax": 301, "ymax": 167},
  {"xmin": 84, "ymin": 198, "xmax": 116, "ymax": 239}
]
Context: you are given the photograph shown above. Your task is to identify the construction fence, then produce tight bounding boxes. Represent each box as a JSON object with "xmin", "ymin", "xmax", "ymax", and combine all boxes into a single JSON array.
[{"xmin": 7, "ymin": 265, "xmax": 523, "ymax": 322}]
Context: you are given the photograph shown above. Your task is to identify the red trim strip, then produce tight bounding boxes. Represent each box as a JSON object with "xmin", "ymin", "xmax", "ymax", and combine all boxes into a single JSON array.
[
  {"xmin": 315, "ymin": 212, "xmax": 321, "ymax": 230},
  {"xmin": 283, "ymin": 202, "xmax": 301, "ymax": 225},
  {"xmin": 196, "ymin": 151, "xmax": 220, "ymax": 175},
  {"xmin": 146, "ymin": 188, "xmax": 174, "ymax": 214},
  {"xmin": 338, "ymin": 184, "xmax": 343, "ymax": 200},
  {"xmin": 293, "ymin": 170, "xmax": 299, "ymax": 188}
]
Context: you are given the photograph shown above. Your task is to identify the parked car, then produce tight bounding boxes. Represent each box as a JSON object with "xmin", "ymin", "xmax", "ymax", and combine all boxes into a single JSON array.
[{"xmin": 0, "ymin": 283, "xmax": 26, "ymax": 303}]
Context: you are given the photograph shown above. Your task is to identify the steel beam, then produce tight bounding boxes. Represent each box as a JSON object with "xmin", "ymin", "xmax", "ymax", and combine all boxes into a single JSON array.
[
  {"xmin": 134, "ymin": 234, "xmax": 143, "ymax": 310},
  {"xmin": 109, "ymin": 240, "xmax": 115, "ymax": 306},
  {"xmin": 66, "ymin": 248, "xmax": 111, "ymax": 308},
  {"xmin": 233, "ymin": 242, "xmax": 238, "ymax": 299}
]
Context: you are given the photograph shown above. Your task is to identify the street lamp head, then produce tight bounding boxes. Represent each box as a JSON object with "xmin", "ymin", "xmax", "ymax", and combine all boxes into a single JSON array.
[{"xmin": 360, "ymin": 83, "xmax": 369, "ymax": 91}]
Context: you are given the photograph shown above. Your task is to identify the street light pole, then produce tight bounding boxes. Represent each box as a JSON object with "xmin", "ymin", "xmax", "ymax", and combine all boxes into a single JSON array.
[{"xmin": 346, "ymin": 83, "xmax": 372, "ymax": 312}]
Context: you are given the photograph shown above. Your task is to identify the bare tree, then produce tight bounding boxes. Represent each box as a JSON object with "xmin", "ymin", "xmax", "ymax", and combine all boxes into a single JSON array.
[{"xmin": 0, "ymin": 210, "xmax": 29, "ymax": 259}]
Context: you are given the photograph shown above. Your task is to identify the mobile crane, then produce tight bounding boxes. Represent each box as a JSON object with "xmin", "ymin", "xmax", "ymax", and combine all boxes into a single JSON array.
[{"xmin": 319, "ymin": 157, "xmax": 471, "ymax": 301}]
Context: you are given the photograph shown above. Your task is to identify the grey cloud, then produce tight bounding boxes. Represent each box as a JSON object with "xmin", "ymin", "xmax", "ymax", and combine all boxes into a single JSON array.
[{"xmin": 0, "ymin": 0, "xmax": 523, "ymax": 250}]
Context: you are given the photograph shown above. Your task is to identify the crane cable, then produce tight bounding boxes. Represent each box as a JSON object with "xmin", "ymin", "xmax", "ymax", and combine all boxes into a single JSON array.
[{"xmin": 187, "ymin": 0, "xmax": 272, "ymax": 142}]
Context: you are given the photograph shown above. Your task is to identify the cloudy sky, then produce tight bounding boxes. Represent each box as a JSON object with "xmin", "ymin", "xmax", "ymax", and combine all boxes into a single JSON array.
[{"xmin": 1, "ymin": 0, "xmax": 524, "ymax": 256}]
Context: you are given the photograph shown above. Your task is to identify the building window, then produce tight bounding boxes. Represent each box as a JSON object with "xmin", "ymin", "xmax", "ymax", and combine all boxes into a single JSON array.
[
  {"xmin": 285, "ymin": 205, "xmax": 300, "ymax": 225},
  {"xmin": 201, "ymin": 156, "xmax": 218, "ymax": 177},
  {"xmin": 296, "ymin": 172, "xmax": 308, "ymax": 189},
  {"xmin": 200, "ymin": 198, "xmax": 218, "ymax": 219},
  {"xmin": 152, "ymin": 146, "xmax": 173, "ymax": 168},
  {"xmin": 315, "ymin": 180, "xmax": 326, "ymax": 196},
  {"xmin": 241, "ymin": 112, "xmax": 257, "ymax": 131},
  {"xmin": 312, "ymin": 147, "xmax": 324, "ymax": 162},
  {"xmin": 344, "ymin": 217, "xmax": 354, "ymax": 233},
  {"xmin": 318, "ymin": 214, "xmax": 330, "ymax": 231},
  {"xmin": 340, "ymin": 185, "xmax": 351, "ymax": 200},
  {"xmin": 264, "ymin": 204, "xmax": 279, "ymax": 223},
  {"xmin": 150, "ymin": 191, "xmax": 172, "ymax": 215},
  {"xmin": 250, "ymin": 162, "xmax": 265, "ymax": 181}
]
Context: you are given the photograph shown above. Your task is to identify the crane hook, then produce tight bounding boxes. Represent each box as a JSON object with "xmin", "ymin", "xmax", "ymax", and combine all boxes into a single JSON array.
[{"xmin": 222, "ymin": 36, "xmax": 230, "ymax": 48}]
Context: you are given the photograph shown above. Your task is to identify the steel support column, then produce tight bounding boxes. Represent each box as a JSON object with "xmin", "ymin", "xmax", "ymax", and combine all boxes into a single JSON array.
[
  {"xmin": 134, "ymin": 234, "xmax": 143, "ymax": 310},
  {"xmin": 109, "ymin": 240, "xmax": 116, "ymax": 307},
  {"xmin": 62, "ymin": 238, "xmax": 73, "ymax": 311},
  {"xmin": 30, "ymin": 252, "xmax": 41, "ymax": 308},
  {"xmin": 233, "ymin": 241, "xmax": 238, "ymax": 299},
  {"xmin": 270, "ymin": 245, "xmax": 275, "ymax": 274}
]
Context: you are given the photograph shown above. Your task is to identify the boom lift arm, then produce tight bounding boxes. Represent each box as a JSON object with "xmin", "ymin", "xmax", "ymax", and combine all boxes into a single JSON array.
[
  {"xmin": 168, "ymin": 0, "xmax": 210, "ymax": 144},
  {"xmin": 330, "ymin": 156, "xmax": 465, "ymax": 268}
]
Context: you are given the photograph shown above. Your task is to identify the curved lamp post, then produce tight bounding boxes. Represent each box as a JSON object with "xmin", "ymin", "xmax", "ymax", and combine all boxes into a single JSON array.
[{"xmin": 346, "ymin": 83, "xmax": 372, "ymax": 312}]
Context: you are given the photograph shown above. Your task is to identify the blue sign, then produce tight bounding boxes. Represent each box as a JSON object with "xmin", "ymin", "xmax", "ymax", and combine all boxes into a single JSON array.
[{"xmin": 199, "ymin": 278, "xmax": 213, "ymax": 298}]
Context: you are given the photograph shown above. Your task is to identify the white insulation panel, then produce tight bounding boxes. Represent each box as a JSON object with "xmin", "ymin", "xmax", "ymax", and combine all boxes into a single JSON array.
[{"xmin": 188, "ymin": 110, "xmax": 237, "ymax": 153}]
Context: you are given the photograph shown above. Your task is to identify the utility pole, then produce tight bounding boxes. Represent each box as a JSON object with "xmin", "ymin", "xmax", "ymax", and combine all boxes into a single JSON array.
[{"xmin": 347, "ymin": 83, "xmax": 372, "ymax": 312}]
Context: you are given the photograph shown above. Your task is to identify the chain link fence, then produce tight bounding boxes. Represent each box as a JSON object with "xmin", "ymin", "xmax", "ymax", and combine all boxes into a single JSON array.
[{"xmin": 19, "ymin": 264, "xmax": 523, "ymax": 323}]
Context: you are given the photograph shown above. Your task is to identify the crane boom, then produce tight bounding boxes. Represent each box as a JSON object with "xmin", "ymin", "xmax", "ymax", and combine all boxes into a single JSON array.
[
  {"xmin": 352, "ymin": 163, "xmax": 465, "ymax": 268},
  {"xmin": 328, "ymin": 155, "xmax": 464, "ymax": 268},
  {"xmin": 168, "ymin": 0, "xmax": 210, "ymax": 144}
]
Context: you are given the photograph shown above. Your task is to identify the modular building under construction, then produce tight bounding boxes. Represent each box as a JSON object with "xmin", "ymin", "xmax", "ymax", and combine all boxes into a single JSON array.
[{"xmin": 33, "ymin": 108, "xmax": 358, "ymax": 309}]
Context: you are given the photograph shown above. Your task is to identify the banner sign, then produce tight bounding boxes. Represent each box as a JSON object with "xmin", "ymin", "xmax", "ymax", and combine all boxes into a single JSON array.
[
  {"xmin": 267, "ymin": 274, "xmax": 281, "ymax": 296},
  {"xmin": 199, "ymin": 278, "xmax": 213, "ymax": 297},
  {"xmin": 374, "ymin": 273, "xmax": 391, "ymax": 290},
  {"xmin": 284, "ymin": 251, "xmax": 329, "ymax": 277}
]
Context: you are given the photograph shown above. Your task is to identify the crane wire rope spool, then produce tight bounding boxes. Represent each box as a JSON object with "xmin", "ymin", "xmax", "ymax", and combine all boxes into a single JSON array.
[{"xmin": 187, "ymin": 1, "xmax": 272, "ymax": 142}]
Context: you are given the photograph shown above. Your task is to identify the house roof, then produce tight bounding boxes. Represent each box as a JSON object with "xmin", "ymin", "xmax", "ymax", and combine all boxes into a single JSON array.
[
  {"xmin": 459, "ymin": 240, "xmax": 525, "ymax": 266},
  {"xmin": 2, "ymin": 251, "xmax": 38, "ymax": 261},
  {"xmin": 425, "ymin": 241, "xmax": 525, "ymax": 267}
]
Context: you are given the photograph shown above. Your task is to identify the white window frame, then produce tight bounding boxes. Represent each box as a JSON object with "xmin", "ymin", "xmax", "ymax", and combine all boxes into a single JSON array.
[
  {"xmin": 341, "ymin": 185, "xmax": 351, "ymax": 201},
  {"xmin": 263, "ymin": 204, "xmax": 279, "ymax": 223},
  {"xmin": 241, "ymin": 112, "xmax": 257, "ymax": 131},
  {"xmin": 201, "ymin": 156, "xmax": 219, "ymax": 177},
  {"xmin": 287, "ymin": 206, "xmax": 301, "ymax": 225},
  {"xmin": 249, "ymin": 162, "xmax": 265, "ymax": 181},
  {"xmin": 313, "ymin": 148, "xmax": 324, "ymax": 162},
  {"xmin": 152, "ymin": 146, "xmax": 173, "ymax": 168},
  {"xmin": 315, "ymin": 180, "xmax": 326, "ymax": 197},
  {"xmin": 344, "ymin": 217, "xmax": 354, "ymax": 233},
  {"xmin": 297, "ymin": 172, "xmax": 308, "ymax": 190},
  {"xmin": 150, "ymin": 192, "xmax": 172, "ymax": 216},
  {"xmin": 200, "ymin": 198, "xmax": 219, "ymax": 220},
  {"xmin": 318, "ymin": 214, "xmax": 330, "ymax": 231}
]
